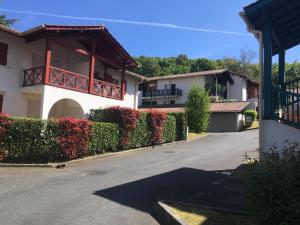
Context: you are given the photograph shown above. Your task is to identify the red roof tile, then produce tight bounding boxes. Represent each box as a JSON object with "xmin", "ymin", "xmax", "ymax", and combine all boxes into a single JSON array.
[{"xmin": 210, "ymin": 102, "xmax": 250, "ymax": 113}]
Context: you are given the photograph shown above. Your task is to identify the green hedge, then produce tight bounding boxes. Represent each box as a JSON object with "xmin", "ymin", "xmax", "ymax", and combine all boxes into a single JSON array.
[
  {"xmin": 127, "ymin": 112, "xmax": 150, "ymax": 149},
  {"xmin": 3, "ymin": 118, "xmax": 59, "ymax": 163},
  {"xmin": 89, "ymin": 122, "xmax": 119, "ymax": 154},
  {"xmin": 168, "ymin": 112, "xmax": 186, "ymax": 140},
  {"xmin": 244, "ymin": 110, "xmax": 258, "ymax": 121},
  {"xmin": 163, "ymin": 115, "xmax": 176, "ymax": 143}
]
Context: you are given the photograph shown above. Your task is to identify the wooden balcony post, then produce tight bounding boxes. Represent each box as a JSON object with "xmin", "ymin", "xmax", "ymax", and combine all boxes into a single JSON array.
[
  {"xmin": 44, "ymin": 38, "xmax": 52, "ymax": 84},
  {"xmin": 88, "ymin": 39, "xmax": 96, "ymax": 94},
  {"xmin": 120, "ymin": 63, "xmax": 126, "ymax": 100}
]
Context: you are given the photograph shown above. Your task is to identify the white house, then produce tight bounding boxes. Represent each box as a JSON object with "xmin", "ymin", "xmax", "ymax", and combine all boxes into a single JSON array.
[
  {"xmin": 0, "ymin": 24, "xmax": 145, "ymax": 119},
  {"xmin": 241, "ymin": 0, "xmax": 300, "ymax": 152},
  {"xmin": 138, "ymin": 69, "xmax": 258, "ymax": 107}
]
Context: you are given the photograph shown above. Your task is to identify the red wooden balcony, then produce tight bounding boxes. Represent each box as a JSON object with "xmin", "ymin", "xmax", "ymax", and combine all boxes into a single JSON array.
[{"xmin": 23, "ymin": 66, "xmax": 122, "ymax": 100}]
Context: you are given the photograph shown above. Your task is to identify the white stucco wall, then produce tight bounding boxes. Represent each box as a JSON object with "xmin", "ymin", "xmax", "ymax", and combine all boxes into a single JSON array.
[
  {"xmin": 229, "ymin": 75, "xmax": 247, "ymax": 101},
  {"xmin": 262, "ymin": 120, "xmax": 300, "ymax": 152},
  {"xmin": 151, "ymin": 76, "xmax": 205, "ymax": 105},
  {"xmin": 0, "ymin": 31, "xmax": 46, "ymax": 116}
]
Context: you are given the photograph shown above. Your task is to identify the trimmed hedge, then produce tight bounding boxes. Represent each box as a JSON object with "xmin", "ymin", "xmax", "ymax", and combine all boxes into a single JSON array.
[
  {"xmin": 163, "ymin": 115, "xmax": 176, "ymax": 143},
  {"xmin": 168, "ymin": 112, "xmax": 186, "ymax": 140},
  {"xmin": 0, "ymin": 106, "xmax": 180, "ymax": 163},
  {"xmin": 89, "ymin": 122, "xmax": 120, "ymax": 154},
  {"xmin": 127, "ymin": 112, "xmax": 150, "ymax": 149},
  {"xmin": 1, "ymin": 117, "xmax": 59, "ymax": 162}
]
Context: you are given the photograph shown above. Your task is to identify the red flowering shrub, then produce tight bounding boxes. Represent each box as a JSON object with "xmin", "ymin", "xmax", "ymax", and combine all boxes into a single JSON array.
[
  {"xmin": 57, "ymin": 118, "xmax": 93, "ymax": 160},
  {"xmin": 101, "ymin": 106, "xmax": 140, "ymax": 148},
  {"xmin": 0, "ymin": 113, "xmax": 11, "ymax": 160},
  {"xmin": 148, "ymin": 111, "xmax": 167, "ymax": 145}
]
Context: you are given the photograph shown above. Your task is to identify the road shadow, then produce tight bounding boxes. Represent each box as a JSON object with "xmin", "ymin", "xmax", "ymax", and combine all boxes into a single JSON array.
[{"xmin": 93, "ymin": 167, "xmax": 247, "ymax": 221}]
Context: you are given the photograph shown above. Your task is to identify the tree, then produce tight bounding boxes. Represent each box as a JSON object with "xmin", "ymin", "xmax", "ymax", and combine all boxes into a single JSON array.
[
  {"xmin": 185, "ymin": 85, "xmax": 210, "ymax": 133},
  {"xmin": 240, "ymin": 48, "xmax": 256, "ymax": 77},
  {"xmin": 0, "ymin": 15, "xmax": 17, "ymax": 27}
]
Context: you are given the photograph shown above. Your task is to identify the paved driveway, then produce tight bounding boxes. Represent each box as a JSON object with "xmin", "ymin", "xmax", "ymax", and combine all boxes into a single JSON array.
[{"xmin": 0, "ymin": 130, "xmax": 258, "ymax": 225}]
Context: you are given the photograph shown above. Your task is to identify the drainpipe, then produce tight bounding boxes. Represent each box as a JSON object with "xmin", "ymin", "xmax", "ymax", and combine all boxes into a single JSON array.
[{"xmin": 240, "ymin": 12, "xmax": 264, "ymax": 157}]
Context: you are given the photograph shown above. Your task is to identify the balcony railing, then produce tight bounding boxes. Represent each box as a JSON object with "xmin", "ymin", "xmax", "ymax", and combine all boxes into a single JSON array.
[
  {"xmin": 142, "ymin": 88, "xmax": 183, "ymax": 98},
  {"xmin": 279, "ymin": 78, "xmax": 300, "ymax": 128},
  {"xmin": 23, "ymin": 66, "xmax": 122, "ymax": 100}
]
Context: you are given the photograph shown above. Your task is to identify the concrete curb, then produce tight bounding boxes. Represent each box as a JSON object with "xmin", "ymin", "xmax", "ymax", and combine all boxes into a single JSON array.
[
  {"xmin": 154, "ymin": 200, "xmax": 253, "ymax": 225},
  {"xmin": 0, "ymin": 140, "xmax": 187, "ymax": 169},
  {"xmin": 154, "ymin": 201, "xmax": 189, "ymax": 225}
]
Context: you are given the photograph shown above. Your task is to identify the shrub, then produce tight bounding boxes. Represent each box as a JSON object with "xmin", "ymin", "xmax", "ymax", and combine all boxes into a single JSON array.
[
  {"xmin": 1, "ymin": 117, "xmax": 59, "ymax": 162},
  {"xmin": 91, "ymin": 106, "xmax": 140, "ymax": 149},
  {"xmin": 163, "ymin": 115, "xmax": 176, "ymax": 143},
  {"xmin": 148, "ymin": 111, "xmax": 167, "ymax": 145},
  {"xmin": 127, "ymin": 112, "xmax": 150, "ymax": 149},
  {"xmin": 244, "ymin": 110, "xmax": 258, "ymax": 125},
  {"xmin": 186, "ymin": 85, "xmax": 210, "ymax": 133},
  {"xmin": 88, "ymin": 108, "xmax": 103, "ymax": 122},
  {"xmin": 0, "ymin": 113, "xmax": 12, "ymax": 160},
  {"xmin": 245, "ymin": 142, "xmax": 300, "ymax": 225},
  {"xmin": 57, "ymin": 118, "xmax": 92, "ymax": 160},
  {"xmin": 89, "ymin": 122, "xmax": 119, "ymax": 154},
  {"xmin": 168, "ymin": 112, "xmax": 186, "ymax": 140}
]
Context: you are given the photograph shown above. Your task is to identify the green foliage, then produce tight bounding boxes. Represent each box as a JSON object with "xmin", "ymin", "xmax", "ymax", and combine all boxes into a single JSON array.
[
  {"xmin": 3, "ymin": 118, "xmax": 59, "ymax": 163},
  {"xmin": 162, "ymin": 115, "xmax": 176, "ymax": 143},
  {"xmin": 0, "ymin": 15, "xmax": 17, "ymax": 27},
  {"xmin": 244, "ymin": 110, "xmax": 258, "ymax": 122},
  {"xmin": 89, "ymin": 122, "xmax": 120, "ymax": 154},
  {"xmin": 245, "ymin": 143, "xmax": 300, "ymax": 225},
  {"xmin": 186, "ymin": 85, "xmax": 210, "ymax": 133},
  {"xmin": 168, "ymin": 112, "xmax": 186, "ymax": 140},
  {"xmin": 88, "ymin": 108, "xmax": 103, "ymax": 122},
  {"xmin": 127, "ymin": 112, "xmax": 150, "ymax": 149},
  {"xmin": 131, "ymin": 55, "xmax": 261, "ymax": 82}
]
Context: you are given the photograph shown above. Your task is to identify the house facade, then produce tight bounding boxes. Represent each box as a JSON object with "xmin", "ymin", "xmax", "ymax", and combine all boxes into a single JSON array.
[
  {"xmin": 138, "ymin": 69, "xmax": 258, "ymax": 108},
  {"xmin": 241, "ymin": 0, "xmax": 300, "ymax": 152},
  {"xmin": 0, "ymin": 24, "xmax": 145, "ymax": 119}
]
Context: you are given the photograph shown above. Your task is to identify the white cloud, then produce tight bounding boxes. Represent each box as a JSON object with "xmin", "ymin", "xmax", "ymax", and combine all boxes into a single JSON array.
[{"xmin": 0, "ymin": 8, "xmax": 251, "ymax": 36}]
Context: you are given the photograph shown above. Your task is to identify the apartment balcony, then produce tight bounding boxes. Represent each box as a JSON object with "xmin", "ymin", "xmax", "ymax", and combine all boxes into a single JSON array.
[
  {"xmin": 142, "ymin": 88, "xmax": 183, "ymax": 99},
  {"xmin": 23, "ymin": 66, "xmax": 122, "ymax": 100}
]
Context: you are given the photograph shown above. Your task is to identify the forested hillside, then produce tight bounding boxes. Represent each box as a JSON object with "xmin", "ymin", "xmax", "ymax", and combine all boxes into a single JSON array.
[{"xmin": 131, "ymin": 54, "xmax": 300, "ymax": 83}]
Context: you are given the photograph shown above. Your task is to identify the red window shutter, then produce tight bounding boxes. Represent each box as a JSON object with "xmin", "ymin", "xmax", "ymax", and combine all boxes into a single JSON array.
[
  {"xmin": 0, "ymin": 42, "xmax": 8, "ymax": 66},
  {"xmin": 0, "ymin": 95, "xmax": 3, "ymax": 112}
]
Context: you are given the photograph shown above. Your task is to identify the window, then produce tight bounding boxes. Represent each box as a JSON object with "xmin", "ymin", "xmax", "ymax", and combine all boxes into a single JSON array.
[
  {"xmin": 170, "ymin": 100, "xmax": 175, "ymax": 105},
  {"xmin": 0, "ymin": 95, "xmax": 3, "ymax": 112},
  {"xmin": 0, "ymin": 42, "xmax": 8, "ymax": 66}
]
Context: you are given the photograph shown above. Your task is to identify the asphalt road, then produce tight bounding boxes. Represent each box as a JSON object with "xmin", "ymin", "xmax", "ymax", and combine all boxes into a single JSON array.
[{"xmin": 0, "ymin": 130, "xmax": 258, "ymax": 225}]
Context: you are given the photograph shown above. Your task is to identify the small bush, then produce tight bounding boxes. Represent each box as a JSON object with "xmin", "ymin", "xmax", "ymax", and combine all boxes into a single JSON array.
[
  {"xmin": 186, "ymin": 85, "xmax": 210, "ymax": 133},
  {"xmin": 0, "ymin": 113, "xmax": 12, "ymax": 160},
  {"xmin": 245, "ymin": 142, "xmax": 300, "ymax": 225},
  {"xmin": 163, "ymin": 115, "xmax": 176, "ymax": 143},
  {"xmin": 148, "ymin": 111, "xmax": 167, "ymax": 145},
  {"xmin": 244, "ymin": 110, "xmax": 258, "ymax": 125},
  {"xmin": 89, "ymin": 122, "xmax": 119, "ymax": 154},
  {"xmin": 57, "ymin": 117, "xmax": 92, "ymax": 160},
  {"xmin": 168, "ymin": 112, "xmax": 186, "ymax": 140}
]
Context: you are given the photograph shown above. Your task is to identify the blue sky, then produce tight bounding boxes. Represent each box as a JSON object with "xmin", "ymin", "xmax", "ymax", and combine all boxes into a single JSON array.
[{"xmin": 1, "ymin": 0, "xmax": 299, "ymax": 62}]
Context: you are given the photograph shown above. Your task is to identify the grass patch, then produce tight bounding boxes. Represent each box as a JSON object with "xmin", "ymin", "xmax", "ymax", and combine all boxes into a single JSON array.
[
  {"xmin": 188, "ymin": 132, "xmax": 207, "ymax": 141},
  {"xmin": 249, "ymin": 120, "xmax": 259, "ymax": 129},
  {"xmin": 168, "ymin": 203, "xmax": 256, "ymax": 225}
]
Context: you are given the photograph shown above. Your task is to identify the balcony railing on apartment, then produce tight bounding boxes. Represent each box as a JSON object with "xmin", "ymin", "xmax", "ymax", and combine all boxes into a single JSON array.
[
  {"xmin": 142, "ymin": 88, "xmax": 183, "ymax": 98},
  {"xmin": 23, "ymin": 66, "xmax": 122, "ymax": 100},
  {"xmin": 279, "ymin": 77, "xmax": 300, "ymax": 128}
]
